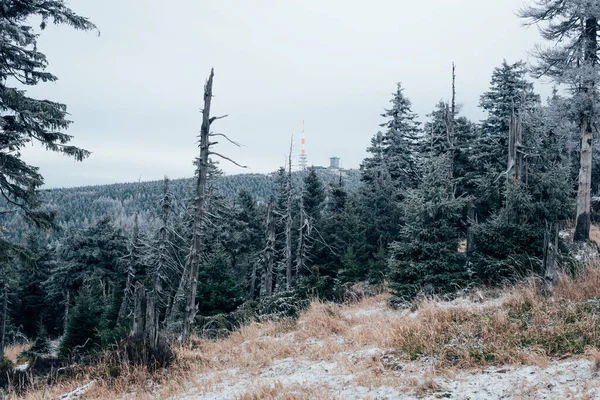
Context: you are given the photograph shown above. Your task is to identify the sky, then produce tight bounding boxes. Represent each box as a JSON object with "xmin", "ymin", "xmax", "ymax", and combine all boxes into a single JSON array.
[{"xmin": 20, "ymin": 0, "xmax": 551, "ymax": 188}]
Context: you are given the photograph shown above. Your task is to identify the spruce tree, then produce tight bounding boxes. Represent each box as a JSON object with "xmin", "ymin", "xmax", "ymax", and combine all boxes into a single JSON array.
[
  {"xmin": 13, "ymin": 233, "xmax": 54, "ymax": 338},
  {"xmin": 360, "ymin": 84, "xmax": 422, "ymax": 258},
  {"xmin": 423, "ymin": 101, "xmax": 477, "ymax": 197},
  {"xmin": 59, "ymin": 282, "xmax": 105, "ymax": 357},
  {"xmin": 520, "ymin": 2, "xmax": 600, "ymax": 241},
  {"xmin": 0, "ymin": 1, "xmax": 95, "ymax": 227},
  {"xmin": 388, "ymin": 156, "xmax": 467, "ymax": 301},
  {"xmin": 196, "ymin": 248, "xmax": 244, "ymax": 316},
  {"xmin": 471, "ymin": 61, "xmax": 540, "ymax": 217},
  {"xmin": 45, "ymin": 218, "xmax": 127, "ymax": 331},
  {"xmin": 473, "ymin": 95, "xmax": 574, "ymax": 282},
  {"xmin": 378, "ymin": 83, "xmax": 422, "ymax": 186}
]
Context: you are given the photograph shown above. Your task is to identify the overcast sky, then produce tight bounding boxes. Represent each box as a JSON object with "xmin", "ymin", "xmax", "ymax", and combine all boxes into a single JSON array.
[{"xmin": 21, "ymin": 0, "xmax": 550, "ymax": 188}]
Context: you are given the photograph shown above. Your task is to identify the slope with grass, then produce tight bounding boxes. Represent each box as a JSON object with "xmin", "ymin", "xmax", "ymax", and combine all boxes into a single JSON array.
[{"xmin": 17, "ymin": 263, "xmax": 600, "ymax": 399}]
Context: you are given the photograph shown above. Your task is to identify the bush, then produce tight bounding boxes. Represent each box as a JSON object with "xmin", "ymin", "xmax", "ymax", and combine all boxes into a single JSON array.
[{"xmin": 116, "ymin": 334, "xmax": 175, "ymax": 370}]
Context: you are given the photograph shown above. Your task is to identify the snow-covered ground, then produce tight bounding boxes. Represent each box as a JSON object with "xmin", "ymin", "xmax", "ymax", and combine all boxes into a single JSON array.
[
  {"xmin": 179, "ymin": 350, "xmax": 598, "ymax": 399},
  {"xmin": 171, "ymin": 294, "xmax": 599, "ymax": 400}
]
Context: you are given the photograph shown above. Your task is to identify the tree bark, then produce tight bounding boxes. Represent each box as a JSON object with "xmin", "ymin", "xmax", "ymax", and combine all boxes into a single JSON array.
[
  {"xmin": 508, "ymin": 108, "xmax": 523, "ymax": 184},
  {"xmin": 133, "ymin": 283, "xmax": 146, "ymax": 337},
  {"xmin": 249, "ymin": 262, "xmax": 258, "ymax": 299},
  {"xmin": 446, "ymin": 62, "xmax": 456, "ymax": 181},
  {"xmin": 285, "ymin": 143, "xmax": 293, "ymax": 290},
  {"xmin": 575, "ymin": 118, "xmax": 593, "ymax": 241},
  {"xmin": 574, "ymin": 17, "xmax": 597, "ymax": 242},
  {"xmin": 542, "ymin": 221, "xmax": 559, "ymax": 296},
  {"xmin": 119, "ymin": 212, "xmax": 139, "ymax": 323},
  {"xmin": 295, "ymin": 188, "xmax": 307, "ymax": 277},
  {"xmin": 145, "ymin": 290, "xmax": 158, "ymax": 349},
  {"xmin": 182, "ymin": 69, "xmax": 214, "ymax": 341}
]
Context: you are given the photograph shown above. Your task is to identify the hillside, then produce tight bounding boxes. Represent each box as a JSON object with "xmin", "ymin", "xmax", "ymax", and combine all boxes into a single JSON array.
[
  {"xmin": 2, "ymin": 168, "xmax": 361, "ymax": 241},
  {"xmin": 18, "ymin": 262, "xmax": 600, "ymax": 400}
]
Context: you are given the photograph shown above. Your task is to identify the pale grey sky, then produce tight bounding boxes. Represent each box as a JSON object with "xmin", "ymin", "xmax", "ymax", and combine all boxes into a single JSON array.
[{"xmin": 21, "ymin": 0, "xmax": 550, "ymax": 188}]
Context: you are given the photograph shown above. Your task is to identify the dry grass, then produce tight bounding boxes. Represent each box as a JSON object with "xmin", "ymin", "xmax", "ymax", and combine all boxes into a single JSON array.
[
  {"xmin": 590, "ymin": 225, "xmax": 600, "ymax": 247},
  {"xmin": 4, "ymin": 343, "xmax": 29, "ymax": 363},
  {"xmin": 237, "ymin": 381, "xmax": 333, "ymax": 400},
  {"xmin": 13, "ymin": 262, "xmax": 600, "ymax": 399},
  {"xmin": 586, "ymin": 346, "xmax": 600, "ymax": 372},
  {"xmin": 392, "ymin": 270, "xmax": 600, "ymax": 368}
]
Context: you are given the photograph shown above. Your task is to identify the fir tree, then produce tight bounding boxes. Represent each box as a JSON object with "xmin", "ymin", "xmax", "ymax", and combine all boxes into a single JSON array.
[
  {"xmin": 378, "ymin": 83, "xmax": 422, "ymax": 186},
  {"xmin": 360, "ymin": 84, "xmax": 422, "ymax": 258},
  {"xmin": 471, "ymin": 61, "xmax": 540, "ymax": 217},
  {"xmin": 196, "ymin": 248, "xmax": 244, "ymax": 316},
  {"xmin": 0, "ymin": 1, "xmax": 96, "ymax": 228},
  {"xmin": 473, "ymin": 96, "xmax": 574, "ymax": 282},
  {"xmin": 13, "ymin": 233, "xmax": 54, "ymax": 337},
  {"xmin": 519, "ymin": 1, "xmax": 600, "ymax": 241},
  {"xmin": 59, "ymin": 282, "xmax": 105, "ymax": 357},
  {"xmin": 388, "ymin": 156, "xmax": 467, "ymax": 300}
]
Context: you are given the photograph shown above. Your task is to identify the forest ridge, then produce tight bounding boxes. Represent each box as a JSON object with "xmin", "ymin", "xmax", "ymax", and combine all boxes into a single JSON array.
[{"xmin": 2, "ymin": 1, "xmax": 600, "ymax": 398}]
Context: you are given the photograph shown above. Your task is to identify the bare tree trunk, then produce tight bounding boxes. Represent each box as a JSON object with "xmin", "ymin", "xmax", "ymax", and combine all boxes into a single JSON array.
[
  {"xmin": 182, "ymin": 69, "xmax": 214, "ymax": 342},
  {"xmin": 285, "ymin": 142, "xmax": 293, "ymax": 290},
  {"xmin": 466, "ymin": 196, "xmax": 476, "ymax": 255},
  {"xmin": 295, "ymin": 188, "xmax": 307, "ymax": 277},
  {"xmin": 154, "ymin": 177, "xmax": 170, "ymax": 325},
  {"xmin": 0, "ymin": 280, "xmax": 7, "ymax": 361},
  {"xmin": 264, "ymin": 202, "xmax": 276, "ymax": 297},
  {"xmin": 508, "ymin": 108, "xmax": 523, "ymax": 184},
  {"xmin": 446, "ymin": 62, "xmax": 456, "ymax": 181},
  {"xmin": 542, "ymin": 221, "xmax": 559, "ymax": 295},
  {"xmin": 575, "ymin": 118, "xmax": 593, "ymax": 241},
  {"xmin": 166, "ymin": 263, "xmax": 188, "ymax": 325},
  {"xmin": 574, "ymin": 17, "xmax": 597, "ymax": 242},
  {"xmin": 119, "ymin": 212, "xmax": 139, "ymax": 323},
  {"xmin": 250, "ymin": 262, "xmax": 258, "ymax": 299},
  {"xmin": 133, "ymin": 283, "xmax": 146, "ymax": 337},
  {"xmin": 145, "ymin": 291, "xmax": 158, "ymax": 349}
]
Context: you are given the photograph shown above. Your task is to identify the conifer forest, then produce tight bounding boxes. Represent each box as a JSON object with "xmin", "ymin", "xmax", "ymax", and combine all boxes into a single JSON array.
[{"xmin": 5, "ymin": 1, "xmax": 600, "ymax": 398}]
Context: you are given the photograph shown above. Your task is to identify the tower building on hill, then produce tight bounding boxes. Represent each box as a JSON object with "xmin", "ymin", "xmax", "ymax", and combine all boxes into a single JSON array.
[
  {"xmin": 298, "ymin": 120, "xmax": 308, "ymax": 170},
  {"xmin": 329, "ymin": 157, "xmax": 340, "ymax": 169}
]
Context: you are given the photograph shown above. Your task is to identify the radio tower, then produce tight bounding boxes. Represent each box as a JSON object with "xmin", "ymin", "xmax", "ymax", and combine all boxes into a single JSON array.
[{"xmin": 298, "ymin": 120, "xmax": 308, "ymax": 170}]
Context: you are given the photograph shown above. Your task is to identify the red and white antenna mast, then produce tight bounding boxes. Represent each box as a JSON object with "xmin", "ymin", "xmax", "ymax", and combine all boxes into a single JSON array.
[{"xmin": 298, "ymin": 120, "xmax": 308, "ymax": 170}]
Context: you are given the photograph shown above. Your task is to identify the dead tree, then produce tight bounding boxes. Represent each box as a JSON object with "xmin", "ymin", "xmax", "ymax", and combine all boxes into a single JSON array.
[
  {"xmin": 118, "ymin": 212, "xmax": 140, "ymax": 323},
  {"xmin": 182, "ymin": 68, "xmax": 245, "ymax": 342},
  {"xmin": 263, "ymin": 201, "xmax": 276, "ymax": 297},
  {"xmin": 145, "ymin": 291, "xmax": 158, "ymax": 348},
  {"xmin": 284, "ymin": 140, "xmax": 294, "ymax": 290},
  {"xmin": 445, "ymin": 62, "xmax": 456, "ymax": 181},
  {"xmin": 155, "ymin": 178, "xmax": 170, "ymax": 299},
  {"xmin": 542, "ymin": 221, "xmax": 559, "ymax": 296},
  {"xmin": 133, "ymin": 283, "xmax": 146, "ymax": 337},
  {"xmin": 295, "ymin": 185, "xmax": 310, "ymax": 276},
  {"xmin": 131, "ymin": 283, "xmax": 159, "ymax": 352},
  {"xmin": 507, "ymin": 108, "xmax": 524, "ymax": 184},
  {"xmin": 249, "ymin": 262, "xmax": 258, "ymax": 299}
]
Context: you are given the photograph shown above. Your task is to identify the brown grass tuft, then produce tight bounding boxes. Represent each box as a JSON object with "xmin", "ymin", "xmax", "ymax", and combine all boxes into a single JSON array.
[
  {"xmin": 4, "ymin": 343, "xmax": 29, "ymax": 362},
  {"xmin": 586, "ymin": 346, "xmax": 600, "ymax": 372},
  {"xmin": 14, "ymin": 261, "xmax": 600, "ymax": 399}
]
